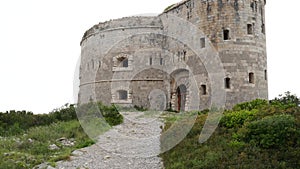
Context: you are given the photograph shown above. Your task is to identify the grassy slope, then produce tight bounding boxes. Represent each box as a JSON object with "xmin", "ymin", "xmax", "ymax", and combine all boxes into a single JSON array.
[
  {"xmin": 0, "ymin": 120, "xmax": 95, "ymax": 168},
  {"xmin": 0, "ymin": 102, "xmax": 123, "ymax": 169},
  {"xmin": 161, "ymin": 99, "xmax": 300, "ymax": 169}
]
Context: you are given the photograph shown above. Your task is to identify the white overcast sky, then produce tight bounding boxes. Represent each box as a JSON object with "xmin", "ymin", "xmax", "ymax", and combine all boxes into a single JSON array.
[{"xmin": 0, "ymin": 0, "xmax": 299, "ymax": 113}]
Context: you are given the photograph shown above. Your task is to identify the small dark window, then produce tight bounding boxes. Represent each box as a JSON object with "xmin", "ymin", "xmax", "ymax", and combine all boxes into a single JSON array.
[
  {"xmin": 119, "ymin": 90, "xmax": 128, "ymax": 100},
  {"xmin": 200, "ymin": 37, "xmax": 205, "ymax": 48},
  {"xmin": 225, "ymin": 77, "xmax": 231, "ymax": 89},
  {"xmin": 250, "ymin": 2, "xmax": 255, "ymax": 11},
  {"xmin": 201, "ymin": 85, "xmax": 207, "ymax": 95},
  {"xmin": 207, "ymin": 3, "xmax": 212, "ymax": 14},
  {"xmin": 149, "ymin": 57, "xmax": 152, "ymax": 65},
  {"xmin": 249, "ymin": 72, "xmax": 254, "ymax": 84},
  {"xmin": 264, "ymin": 70, "xmax": 267, "ymax": 80},
  {"xmin": 223, "ymin": 29, "xmax": 230, "ymax": 40},
  {"xmin": 117, "ymin": 57, "xmax": 128, "ymax": 67},
  {"xmin": 247, "ymin": 24, "xmax": 253, "ymax": 35},
  {"xmin": 262, "ymin": 23, "xmax": 265, "ymax": 34},
  {"xmin": 122, "ymin": 58, "xmax": 128, "ymax": 67},
  {"xmin": 160, "ymin": 58, "xmax": 163, "ymax": 65}
]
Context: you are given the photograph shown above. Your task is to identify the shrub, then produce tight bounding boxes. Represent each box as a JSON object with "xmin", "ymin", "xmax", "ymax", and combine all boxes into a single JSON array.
[
  {"xmin": 270, "ymin": 91, "xmax": 300, "ymax": 109},
  {"xmin": 0, "ymin": 104, "xmax": 77, "ymax": 136},
  {"xmin": 97, "ymin": 103, "xmax": 123, "ymax": 126},
  {"xmin": 232, "ymin": 99, "xmax": 269, "ymax": 111},
  {"xmin": 49, "ymin": 104, "xmax": 77, "ymax": 122},
  {"xmin": 238, "ymin": 114, "xmax": 297, "ymax": 148},
  {"xmin": 220, "ymin": 109, "xmax": 258, "ymax": 128},
  {"xmin": 76, "ymin": 102, "xmax": 123, "ymax": 126},
  {"xmin": 75, "ymin": 139, "xmax": 95, "ymax": 149},
  {"xmin": 161, "ymin": 94, "xmax": 300, "ymax": 169}
]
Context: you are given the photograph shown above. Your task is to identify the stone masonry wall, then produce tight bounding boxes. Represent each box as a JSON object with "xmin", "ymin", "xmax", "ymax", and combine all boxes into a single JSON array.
[
  {"xmin": 78, "ymin": 0, "xmax": 268, "ymax": 110},
  {"xmin": 163, "ymin": 0, "xmax": 268, "ymax": 107}
]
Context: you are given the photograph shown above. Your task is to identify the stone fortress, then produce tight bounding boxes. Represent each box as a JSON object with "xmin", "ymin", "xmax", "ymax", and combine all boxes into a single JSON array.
[{"xmin": 78, "ymin": 0, "xmax": 268, "ymax": 111}]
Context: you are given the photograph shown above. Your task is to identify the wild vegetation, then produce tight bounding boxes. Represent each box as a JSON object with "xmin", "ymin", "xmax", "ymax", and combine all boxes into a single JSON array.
[
  {"xmin": 0, "ymin": 102, "xmax": 123, "ymax": 169},
  {"xmin": 1, "ymin": 92, "xmax": 299, "ymax": 168},
  {"xmin": 161, "ymin": 92, "xmax": 300, "ymax": 169}
]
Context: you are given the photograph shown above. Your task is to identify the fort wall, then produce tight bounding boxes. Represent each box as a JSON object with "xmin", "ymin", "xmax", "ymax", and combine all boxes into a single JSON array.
[{"xmin": 78, "ymin": 0, "xmax": 268, "ymax": 111}]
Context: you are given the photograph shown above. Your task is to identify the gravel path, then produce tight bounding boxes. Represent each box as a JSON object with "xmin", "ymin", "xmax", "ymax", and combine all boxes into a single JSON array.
[{"xmin": 55, "ymin": 112, "xmax": 164, "ymax": 169}]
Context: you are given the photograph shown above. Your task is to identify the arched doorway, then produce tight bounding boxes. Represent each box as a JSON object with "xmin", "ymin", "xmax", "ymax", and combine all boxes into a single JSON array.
[{"xmin": 176, "ymin": 84, "xmax": 187, "ymax": 112}]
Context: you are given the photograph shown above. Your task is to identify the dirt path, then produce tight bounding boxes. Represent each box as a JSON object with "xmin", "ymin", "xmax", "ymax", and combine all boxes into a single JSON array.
[{"xmin": 55, "ymin": 112, "xmax": 164, "ymax": 169}]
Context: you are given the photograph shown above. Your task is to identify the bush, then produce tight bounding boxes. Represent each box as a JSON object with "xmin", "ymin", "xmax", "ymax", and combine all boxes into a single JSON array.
[
  {"xmin": 99, "ymin": 103, "xmax": 123, "ymax": 126},
  {"xmin": 270, "ymin": 91, "xmax": 300, "ymax": 109},
  {"xmin": 162, "ymin": 93, "xmax": 300, "ymax": 169},
  {"xmin": 238, "ymin": 114, "xmax": 297, "ymax": 148},
  {"xmin": 232, "ymin": 99, "xmax": 269, "ymax": 111},
  {"xmin": 76, "ymin": 102, "xmax": 123, "ymax": 126},
  {"xmin": 220, "ymin": 109, "xmax": 258, "ymax": 128},
  {"xmin": 49, "ymin": 104, "xmax": 77, "ymax": 122},
  {"xmin": 0, "ymin": 104, "xmax": 77, "ymax": 136}
]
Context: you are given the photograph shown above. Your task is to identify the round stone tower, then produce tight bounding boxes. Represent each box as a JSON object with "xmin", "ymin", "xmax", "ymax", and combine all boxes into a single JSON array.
[
  {"xmin": 78, "ymin": 0, "xmax": 268, "ymax": 110},
  {"xmin": 163, "ymin": 0, "xmax": 268, "ymax": 107}
]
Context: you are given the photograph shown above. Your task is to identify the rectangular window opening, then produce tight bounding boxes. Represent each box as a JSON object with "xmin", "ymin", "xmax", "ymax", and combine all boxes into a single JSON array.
[
  {"xmin": 223, "ymin": 29, "xmax": 230, "ymax": 40},
  {"xmin": 149, "ymin": 57, "xmax": 152, "ymax": 65},
  {"xmin": 264, "ymin": 70, "xmax": 267, "ymax": 80},
  {"xmin": 160, "ymin": 58, "xmax": 163, "ymax": 65},
  {"xmin": 119, "ymin": 90, "xmax": 128, "ymax": 100},
  {"xmin": 201, "ymin": 85, "xmax": 207, "ymax": 95},
  {"xmin": 225, "ymin": 77, "xmax": 231, "ymax": 89},
  {"xmin": 200, "ymin": 37, "xmax": 206, "ymax": 48},
  {"xmin": 117, "ymin": 57, "xmax": 128, "ymax": 68},
  {"xmin": 249, "ymin": 72, "xmax": 255, "ymax": 84},
  {"xmin": 122, "ymin": 59, "xmax": 128, "ymax": 67},
  {"xmin": 262, "ymin": 23, "xmax": 265, "ymax": 34},
  {"xmin": 247, "ymin": 24, "xmax": 253, "ymax": 35}
]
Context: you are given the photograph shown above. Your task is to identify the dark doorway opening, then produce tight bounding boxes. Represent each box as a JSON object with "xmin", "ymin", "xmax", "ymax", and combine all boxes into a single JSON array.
[{"xmin": 177, "ymin": 84, "xmax": 187, "ymax": 112}]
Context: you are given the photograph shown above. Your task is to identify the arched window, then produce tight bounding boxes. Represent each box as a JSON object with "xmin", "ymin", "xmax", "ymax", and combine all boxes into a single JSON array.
[
  {"xmin": 225, "ymin": 77, "xmax": 231, "ymax": 89},
  {"xmin": 249, "ymin": 72, "xmax": 254, "ymax": 84}
]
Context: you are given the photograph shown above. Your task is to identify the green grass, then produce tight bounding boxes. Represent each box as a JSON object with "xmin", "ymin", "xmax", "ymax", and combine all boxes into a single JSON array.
[
  {"xmin": 160, "ymin": 98, "xmax": 300, "ymax": 169},
  {"xmin": 78, "ymin": 116, "xmax": 112, "ymax": 140},
  {"xmin": 0, "ymin": 102, "xmax": 124, "ymax": 169},
  {"xmin": 0, "ymin": 120, "xmax": 95, "ymax": 169}
]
